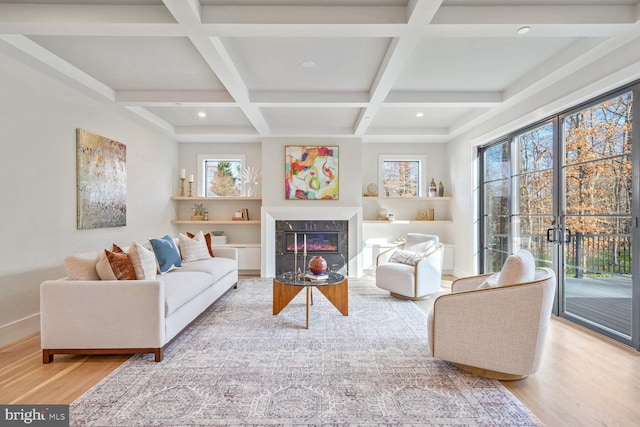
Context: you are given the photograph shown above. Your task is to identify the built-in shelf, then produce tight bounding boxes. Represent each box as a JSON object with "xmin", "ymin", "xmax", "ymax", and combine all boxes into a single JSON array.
[
  {"xmin": 363, "ymin": 220, "xmax": 453, "ymax": 224},
  {"xmin": 171, "ymin": 220, "xmax": 261, "ymax": 225},
  {"xmin": 362, "ymin": 196, "xmax": 451, "ymax": 201},
  {"xmin": 171, "ymin": 196, "xmax": 262, "ymax": 201}
]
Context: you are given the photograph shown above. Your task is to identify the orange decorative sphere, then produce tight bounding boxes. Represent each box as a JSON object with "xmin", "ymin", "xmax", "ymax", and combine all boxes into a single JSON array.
[{"xmin": 308, "ymin": 256, "xmax": 327, "ymax": 274}]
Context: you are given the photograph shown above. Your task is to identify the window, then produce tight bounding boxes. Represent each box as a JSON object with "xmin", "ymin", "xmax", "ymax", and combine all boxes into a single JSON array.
[
  {"xmin": 378, "ymin": 155, "xmax": 426, "ymax": 197},
  {"xmin": 198, "ymin": 154, "xmax": 245, "ymax": 197}
]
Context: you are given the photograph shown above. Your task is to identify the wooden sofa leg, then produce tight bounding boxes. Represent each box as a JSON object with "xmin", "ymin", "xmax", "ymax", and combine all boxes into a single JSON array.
[
  {"xmin": 154, "ymin": 348, "xmax": 162, "ymax": 362},
  {"xmin": 43, "ymin": 350, "xmax": 53, "ymax": 364}
]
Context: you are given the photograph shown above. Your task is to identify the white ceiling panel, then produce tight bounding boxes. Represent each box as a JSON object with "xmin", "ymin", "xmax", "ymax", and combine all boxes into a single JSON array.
[
  {"xmin": 394, "ymin": 37, "xmax": 580, "ymax": 92},
  {"xmin": 145, "ymin": 106, "xmax": 252, "ymax": 128},
  {"xmin": 0, "ymin": 0, "xmax": 637, "ymax": 143},
  {"xmin": 262, "ymin": 107, "xmax": 362, "ymax": 133},
  {"xmin": 28, "ymin": 36, "xmax": 226, "ymax": 91},
  {"xmin": 369, "ymin": 106, "xmax": 479, "ymax": 130},
  {"xmin": 221, "ymin": 37, "xmax": 391, "ymax": 92}
]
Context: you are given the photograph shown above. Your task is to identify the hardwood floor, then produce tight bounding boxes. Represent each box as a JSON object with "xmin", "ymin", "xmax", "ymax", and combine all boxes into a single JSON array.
[{"xmin": 2, "ymin": 309, "xmax": 639, "ymax": 425}]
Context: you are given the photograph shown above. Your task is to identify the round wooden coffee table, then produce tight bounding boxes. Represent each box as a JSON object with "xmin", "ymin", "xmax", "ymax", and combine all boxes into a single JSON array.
[{"xmin": 273, "ymin": 271, "xmax": 348, "ymax": 329}]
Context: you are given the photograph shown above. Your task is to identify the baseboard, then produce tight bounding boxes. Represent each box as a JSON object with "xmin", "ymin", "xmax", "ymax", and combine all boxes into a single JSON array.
[{"xmin": 0, "ymin": 313, "xmax": 40, "ymax": 348}]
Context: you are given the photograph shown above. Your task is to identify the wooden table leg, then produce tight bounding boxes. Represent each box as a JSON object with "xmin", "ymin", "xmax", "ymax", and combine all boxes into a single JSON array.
[
  {"xmin": 317, "ymin": 278, "xmax": 348, "ymax": 316},
  {"xmin": 306, "ymin": 287, "xmax": 310, "ymax": 329},
  {"xmin": 273, "ymin": 279, "xmax": 304, "ymax": 315}
]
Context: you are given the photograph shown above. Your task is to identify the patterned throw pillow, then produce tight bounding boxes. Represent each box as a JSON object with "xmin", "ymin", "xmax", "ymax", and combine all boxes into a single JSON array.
[
  {"xmin": 128, "ymin": 241, "xmax": 158, "ymax": 280},
  {"xmin": 187, "ymin": 231, "xmax": 214, "ymax": 257},
  {"xmin": 389, "ymin": 249, "xmax": 425, "ymax": 266},
  {"xmin": 149, "ymin": 235, "xmax": 182, "ymax": 273},
  {"xmin": 179, "ymin": 231, "xmax": 211, "ymax": 263},
  {"xmin": 105, "ymin": 247, "xmax": 137, "ymax": 280}
]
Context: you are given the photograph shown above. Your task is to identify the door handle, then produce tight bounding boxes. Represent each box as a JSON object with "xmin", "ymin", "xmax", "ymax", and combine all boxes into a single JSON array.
[
  {"xmin": 564, "ymin": 228, "xmax": 572, "ymax": 244},
  {"xmin": 546, "ymin": 227, "xmax": 556, "ymax": 243}
]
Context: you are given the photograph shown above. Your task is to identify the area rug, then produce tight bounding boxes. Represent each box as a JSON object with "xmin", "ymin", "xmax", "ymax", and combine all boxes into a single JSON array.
[{"xmin": 70, "ymin": 278, "xmax": 541, "ymax": 426}]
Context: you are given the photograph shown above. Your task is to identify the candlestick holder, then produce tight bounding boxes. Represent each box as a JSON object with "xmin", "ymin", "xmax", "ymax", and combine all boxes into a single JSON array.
[
  {"xmin": 188, "ymin": 181, "xmax": 193, "ymax": 197},
  {"xmin": 180, "ymin": 178, "xmax": 185, "ymax": 196}
]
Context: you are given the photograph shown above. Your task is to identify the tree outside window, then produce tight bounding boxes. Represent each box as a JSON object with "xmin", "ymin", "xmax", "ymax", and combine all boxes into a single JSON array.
[
  {"xmin": 198, "ymin": 154, "xmax": 245, "ymax": 197},
  {"xmin": 378, "ymin": 155, "xmax": 426, "ymax": 197}
]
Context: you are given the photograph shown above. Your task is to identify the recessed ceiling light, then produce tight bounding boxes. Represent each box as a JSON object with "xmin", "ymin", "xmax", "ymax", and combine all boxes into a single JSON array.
[
  {"xmin": 198, "ymin": 111, "xmax": 207, "ymax": 118},
  {"xmin": 517, "ymin": 26, "xmax": 531, "ymax": 35},
  {"xmin": 300, "ymin": 60, "xmax": 315, "ymax": 68},
  {"xmin": 416, "ymin": 112, "xmax": 424, "ymax": 118}
]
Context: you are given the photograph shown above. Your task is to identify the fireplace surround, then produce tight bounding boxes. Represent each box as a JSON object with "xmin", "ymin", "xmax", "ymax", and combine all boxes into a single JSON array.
[
  {"xmin": 261, "ymin": 206, "xmax": 362, "ymax": 277},
  {"xmin": 275, "ymin": 220, "xmax": 348, "ymax": 275}
]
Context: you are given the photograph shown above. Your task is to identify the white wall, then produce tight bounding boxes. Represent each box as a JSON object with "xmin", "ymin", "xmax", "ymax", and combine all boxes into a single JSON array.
[{"xmin": 0, "ymin": 52, "xmax": 178, "ymax": 347}]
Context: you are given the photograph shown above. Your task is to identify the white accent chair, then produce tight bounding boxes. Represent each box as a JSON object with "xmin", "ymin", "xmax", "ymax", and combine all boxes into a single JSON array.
[
  {"xmin": 375, "ymin": 233, "xmax": 444, "ymax": 300},
  {"xmin": 427, "ymin": 250, "xmax": 556, "ymax": 380}
]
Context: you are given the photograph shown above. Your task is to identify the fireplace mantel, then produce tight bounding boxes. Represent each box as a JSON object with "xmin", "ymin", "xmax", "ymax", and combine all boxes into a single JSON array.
[{"xmin": 261, "ymin": 206, "xmax": 362, "ymax": 277}]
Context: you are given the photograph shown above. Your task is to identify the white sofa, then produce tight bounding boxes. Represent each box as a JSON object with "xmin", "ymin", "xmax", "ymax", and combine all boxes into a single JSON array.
[{"xmin": 40, "ymin": 244, "xmax": 238, "ymax": 363}]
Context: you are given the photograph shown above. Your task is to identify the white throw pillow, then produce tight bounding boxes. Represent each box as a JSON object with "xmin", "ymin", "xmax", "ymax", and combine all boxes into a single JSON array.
[
  {"xmin": 179, "ymin": 231, "xmax": 211, "ymax": 263},
  {"xmin": 477, "ymin": 273, "xmax": 500, "ymax": 289},
  {"xmin": 95, "ymin": 252, "xmax": 117, "ymax": 280},
  {"xmin": 64, "ymin": 252, "xmax": 101, "ymax": 280},
  {"xmin": 128, "ymin": 241, "xmax": 157, "ymax": 280},
  {"xmin": 389, "ymin": 249, "xmax": 425, "ymax": 266},
  {"xmin": 496, "ymin": 250, "xmax": 536, "ymax": 287}
]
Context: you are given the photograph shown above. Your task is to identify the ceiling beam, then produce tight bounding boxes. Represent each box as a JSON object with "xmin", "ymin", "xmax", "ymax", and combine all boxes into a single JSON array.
[
  {"xmin": 354, "ymin": 0, "xmax": 444, "ymax": 136},
  {"xmin": 201, "ymin": 5, "xmax": 406, "ymax": 25},
  {"xmin": 116, "ymin": 91, "xmax": 235, "ymax": 107},
  {"xmin": 385, "ymin": 91, "xmax": 503, "ymax": 107},
  {"xmin": 432, "ymin": 5, "xmax": 637, "ymax": 25},
  {"xmin": 162, "ymin": 0, "xmax": 269, "ymax": 135}
]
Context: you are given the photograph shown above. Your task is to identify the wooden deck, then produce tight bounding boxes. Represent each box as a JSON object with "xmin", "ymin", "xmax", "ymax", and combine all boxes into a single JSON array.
[{"xmin": 564, "ymin": 275, "xmax": 632, "ymax": 338}]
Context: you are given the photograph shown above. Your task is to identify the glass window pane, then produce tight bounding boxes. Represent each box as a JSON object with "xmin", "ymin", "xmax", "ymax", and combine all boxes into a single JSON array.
[
  {"xmin": 565, "ymin": 156, "xmax": 633, "ymax": 216},
  {"xmin": 205, "ymin": 159, "xmax": 242, "ymax": 197},
  {"xmin": 564, "ymin": 92, "xmax": 632, "ymax": 165},
  {"xmin": 382, "ymin": 160, "xmax": 419, "ymax": 197},
  {"xmin": 518, "ymin": 169, "xmax": 553, "ymax": 215},
  {"xmin": 484, "ymin": 143, "xmax": 510, "ymax": 181},
  {"xmin": 515, "ymin": 123, "xmax": 554, "ymax": 173}
]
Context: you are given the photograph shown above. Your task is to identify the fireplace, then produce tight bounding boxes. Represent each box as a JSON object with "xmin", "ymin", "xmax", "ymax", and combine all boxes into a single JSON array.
[{"xmin": 275, "ymin": 220, "xmax": 348, "ymax": 275}]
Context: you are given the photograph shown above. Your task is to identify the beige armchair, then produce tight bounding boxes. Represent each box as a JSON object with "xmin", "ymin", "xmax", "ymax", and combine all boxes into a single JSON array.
[
  {"xmin": 427, "ymin": 252, "xmax": 556, "ymax": 380},
  {"xmin": 375, "ymin": 233, "xmax": 443, "ymax": 300}
]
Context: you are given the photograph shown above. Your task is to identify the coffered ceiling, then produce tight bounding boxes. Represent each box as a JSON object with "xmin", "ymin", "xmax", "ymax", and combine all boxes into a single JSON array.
[{"xmin": 0, "ymin": 0, "xmax": 639, "ymax": 143}]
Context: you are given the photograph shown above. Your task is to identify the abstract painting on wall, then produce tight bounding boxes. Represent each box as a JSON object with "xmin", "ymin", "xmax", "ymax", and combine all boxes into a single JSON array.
[
  {"xmin": 76, "ymin": 129, "xmax": 127, "ymax": 229},
  {"xmin": 285, "ymin": 145, "xmax": 339, "ymax": 200}
]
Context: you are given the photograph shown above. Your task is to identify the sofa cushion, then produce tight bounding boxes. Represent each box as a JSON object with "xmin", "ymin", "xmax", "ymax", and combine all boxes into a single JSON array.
[
  {"xmin": 179, "ymin": 232, "xmax": 211, "ymax": 262},
  {"xmin": 95, "ymin": 251, "xmax": 117, "ymax": 280},
  {"xmin": 105, "ymin": 248, "xmax": 137, "ymax": 280},
  {"xmin": 389, "ymin": 249, "xmax": 424, "ymax": 266},
  {"xmin": 497, "ymin": 249, "xmax": 536, "ymax": 287},
  {"xmin": 477, "ymin": 273, "xmax": 499, "ymax": 289},
  {"xmin": 187, "ymin": 231, "xmax": 214, "ymax": 257},
  {"xmin": 150, "ymin": 235, "xmax": 182, "ymax": 273},
  {"xmin": 161, "ymin": 271, "xmax": 215, "ymax": 316},
  {"xmin": 128, "ymin": 242, "xmax": 157, "ymax": 280},
  {"xmin": 179, "ymin": 257, "xmax": 237, "ymax": 284},
  {"xmin": 64, "ymin": 251, "xmax": 101, "ymax": 280}
]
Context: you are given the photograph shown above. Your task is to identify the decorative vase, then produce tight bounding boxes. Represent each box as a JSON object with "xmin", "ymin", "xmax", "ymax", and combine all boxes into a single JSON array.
[
  {"xmin": 429, "ymin": 178, "xmax": 438, "ymax": 197},
  {"xmin": 308, "ymin": 256, "xmax": 327, "ymax": 275},
  {"xmin": 438, "ymin": 181, "xmax": 444, "ymax": 197}
]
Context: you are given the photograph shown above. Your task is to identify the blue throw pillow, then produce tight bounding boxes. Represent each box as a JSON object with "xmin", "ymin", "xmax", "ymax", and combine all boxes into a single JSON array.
[{"xmin": 149, "ymin": 235, "xmax": 182, "ymax": 273}]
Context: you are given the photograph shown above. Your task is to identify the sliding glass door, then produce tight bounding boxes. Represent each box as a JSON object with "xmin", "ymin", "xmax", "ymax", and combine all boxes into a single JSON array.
[
  {"xmin": 560, "ymin": 91, "xmax": 634, "ymax": 341},
  {"xmin": 479, "ymin": 85, "xmax": 638, "ymax": 348}
]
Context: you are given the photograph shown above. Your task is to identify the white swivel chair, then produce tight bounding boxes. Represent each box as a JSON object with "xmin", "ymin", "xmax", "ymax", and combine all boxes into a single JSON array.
[
  {"xmin": 375, "ymin": 233, "xmax": 443, "ymax": 300},
  {"xmin": 427, "ymin": 250, "xmax": 556, "ymax": 380}
]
